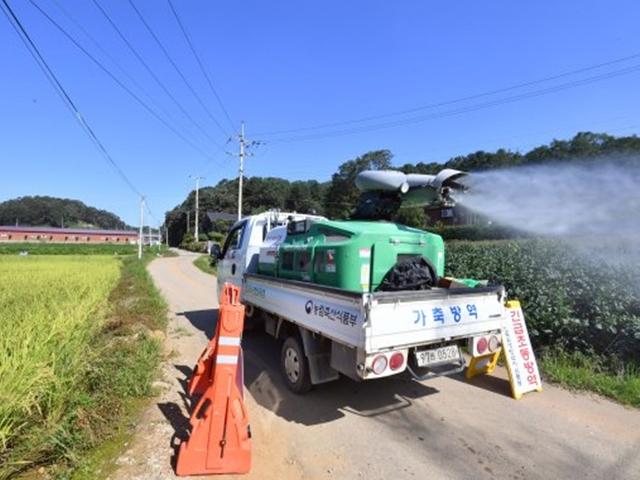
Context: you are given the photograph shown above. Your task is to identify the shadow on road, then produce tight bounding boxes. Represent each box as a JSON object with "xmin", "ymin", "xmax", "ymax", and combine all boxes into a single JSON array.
[
  {"xmin": 449, "ymin": 369, "xmax": 513, "ymax": 398},
  {"xmin": 177, "ymin": 308, "xmax": 218, "ymax": 338},
  {"xmin": 156, "ymin": 364, "xmax": 206, "ymax": 473},
  {"xmin": 241, "ymin": 331, "xmax": 439, "ymax": 426},
  {"xmin": 171, "ymin": 309, "xmax": 440, "ymax": 427}
]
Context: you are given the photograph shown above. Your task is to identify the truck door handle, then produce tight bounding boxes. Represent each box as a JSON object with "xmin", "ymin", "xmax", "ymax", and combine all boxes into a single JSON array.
[{"xmin": 231, "ymin": 264, "xmax": 236, "ymax": 275}]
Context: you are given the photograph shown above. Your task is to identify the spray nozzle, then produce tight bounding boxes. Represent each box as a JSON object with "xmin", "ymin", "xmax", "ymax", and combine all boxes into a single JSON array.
[{"xmin": 352, "ymin": 168, "xmax": 469, "ymax": 219}]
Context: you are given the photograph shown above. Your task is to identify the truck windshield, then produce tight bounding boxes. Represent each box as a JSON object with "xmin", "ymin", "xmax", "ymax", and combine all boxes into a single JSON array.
[{"xmin": 220, "ymin": 220, "xmax": 247, "ymax": 259}]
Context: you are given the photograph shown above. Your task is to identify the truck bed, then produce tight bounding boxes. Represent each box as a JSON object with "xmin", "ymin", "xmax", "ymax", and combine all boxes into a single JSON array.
[{"xmin": 242, "ymin": 273, "xmax": 505, "ymax": 353}]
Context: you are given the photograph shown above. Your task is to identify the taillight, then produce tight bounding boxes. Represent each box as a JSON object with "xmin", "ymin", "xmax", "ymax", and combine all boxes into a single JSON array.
[
  {"xmin": 488, "ymin": 335, "xmax": 500, "ymax": 352},
  {"xmin": 389, "ymin": 352, "xmax": 404, "ymax": 371},
  {"xmin": 371, "ymin": 355, "xmax": 388, "ymax": 375},
  {"xmin": 477, "ymin": 337, "xmax": 488, "ymax": 355}
]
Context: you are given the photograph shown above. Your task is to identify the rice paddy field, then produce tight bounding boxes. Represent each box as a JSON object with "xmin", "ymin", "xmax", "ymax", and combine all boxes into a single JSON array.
[{"xmin": 0, "ymin": 256, "xmax": 120, "ymax": 476}]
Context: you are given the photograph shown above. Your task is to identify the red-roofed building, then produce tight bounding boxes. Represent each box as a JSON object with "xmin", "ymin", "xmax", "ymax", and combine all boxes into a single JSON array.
[{"xmin": 0, "ymin": 226, "xmax": 138, "ymax": 244}]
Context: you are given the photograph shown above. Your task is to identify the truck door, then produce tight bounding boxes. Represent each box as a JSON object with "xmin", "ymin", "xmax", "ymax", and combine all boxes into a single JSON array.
[{"xmin": 217, "ymin": 220, "xmax": 247, "ymax": 293}]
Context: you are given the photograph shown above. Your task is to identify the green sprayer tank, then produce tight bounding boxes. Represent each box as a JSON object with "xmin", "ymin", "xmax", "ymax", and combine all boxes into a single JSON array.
[{"xmin": 258, "ymin": 219, "xmax": 445, "ymax": 293}]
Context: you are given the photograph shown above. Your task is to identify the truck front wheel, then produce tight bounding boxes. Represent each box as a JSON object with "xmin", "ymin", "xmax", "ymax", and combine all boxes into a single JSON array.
[{"xmin": 280, "ymin": 336, "xmax": 312, "ymax": 394}]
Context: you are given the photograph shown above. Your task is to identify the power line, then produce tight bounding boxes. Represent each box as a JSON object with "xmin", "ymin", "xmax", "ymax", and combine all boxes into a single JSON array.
[
  {"xmin": 27, "ymin": 0, "xmax": 222, "ymax": 164},
  {"xmin": 167, "ymin": 0, "xmax": 236, "ymax": 132},
  {"xmin": 256, "ymin": 51, "xmax": 640, "ymax": 137},
  {"xmin": 90, "ymin": 0, "xmax": 224, "ymax": 149},
  {"xmin": 270, "ymin": 62, "xmax": 640, "ymax": 143},
  {"xmin": 2, "ymin": 0, "xmax": 142, "ymax": 198},
  {"xmin": 127, "ymin": 0, "xmax": 231, "ymax": 138},
  {"xmin": 48, "ymin": 0, "xmax": 210, "ymax": 154}
]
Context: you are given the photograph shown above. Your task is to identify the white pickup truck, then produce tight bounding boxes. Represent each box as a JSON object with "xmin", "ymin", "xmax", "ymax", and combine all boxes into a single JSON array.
[{"xmin": 216, "ymin": 211, "xmax": 506, "ymax": 393}]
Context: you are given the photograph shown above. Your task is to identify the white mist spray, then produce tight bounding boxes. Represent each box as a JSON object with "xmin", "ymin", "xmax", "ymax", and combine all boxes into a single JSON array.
[
  {"xmin": 460, "ymin": 159, "xmax": 640, "ymax": 234},
  {"xmin": 458, "ymin": 158, "xmax": 640, "ymax": 265}
]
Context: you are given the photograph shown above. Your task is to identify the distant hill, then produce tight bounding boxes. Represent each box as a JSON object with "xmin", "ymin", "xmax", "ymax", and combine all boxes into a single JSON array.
[{"xmin": 0, "ymin": 196, "xmax": 130, "ymax": 230}]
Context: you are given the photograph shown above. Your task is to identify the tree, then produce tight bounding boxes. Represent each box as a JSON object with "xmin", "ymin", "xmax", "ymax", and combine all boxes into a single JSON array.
[
  {"xmin": 393, "ymin": 206, "xmax": 427, "ymax": 229},
  {"xmin": 285, "ymin": 180, "xmax": 326, "ymax": 214},
  {"xmin": 0, "ymin": 196, "xmax": 129, "ymax": 229},
  {"xmin": 324, "ymin": 150, "xmax": 393, "ymax": 219}
]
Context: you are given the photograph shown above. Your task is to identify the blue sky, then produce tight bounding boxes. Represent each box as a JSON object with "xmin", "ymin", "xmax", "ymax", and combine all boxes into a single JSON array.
[{"xmin": 1, "ymin": 0, "xmax": 639, "ymax": 226}]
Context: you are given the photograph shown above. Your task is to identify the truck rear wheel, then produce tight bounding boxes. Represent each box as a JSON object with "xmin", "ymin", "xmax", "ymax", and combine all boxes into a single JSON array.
[{"xmin": 280, "ymin": 336, "xmax": 312, "ymax": 394}]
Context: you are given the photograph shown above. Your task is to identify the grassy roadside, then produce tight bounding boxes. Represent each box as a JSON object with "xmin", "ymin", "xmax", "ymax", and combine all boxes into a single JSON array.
[
  {"xmin": 0, "ymin": 252, "xmax": 169, "ymax": 479},
  {"xmin": 193, "ymin": 254, "xmax": 216, "ymax": 275},
  {"xmin": 65, "ymin": 253, "xmax": 169, "ymax": 479},
  {"xmin": 540, "ymin": 350, "xmax": 640, "ymax": 408}
]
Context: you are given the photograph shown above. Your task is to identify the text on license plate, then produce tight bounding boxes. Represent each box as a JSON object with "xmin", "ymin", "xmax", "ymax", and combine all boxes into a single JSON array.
[{"xmin": 415, "ymin": 345, "xmax": 460, "ymax": 367}]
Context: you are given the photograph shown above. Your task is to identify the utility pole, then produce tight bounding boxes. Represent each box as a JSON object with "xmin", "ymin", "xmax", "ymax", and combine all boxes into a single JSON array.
[
  {"xmin": 237, "ymin": 122, "xmax": 245, "ymax": 221},
  {"xmin": 186, "ymin": 210, "xmax": 190, "ymax": 233},
  {"xmin": 189, "ymin": 175, "xmax": 205, "ymax": 240},
  {"xmin": 138, "ymin": 196, "xmax": 145, "ymax": 260},
  {"xmin": 147, "ymin": 224, "xmax": 151, "ymax": 248},
  {"xmin": 228, "ymin": 122, "xmax": 258, "ymax": 221}
]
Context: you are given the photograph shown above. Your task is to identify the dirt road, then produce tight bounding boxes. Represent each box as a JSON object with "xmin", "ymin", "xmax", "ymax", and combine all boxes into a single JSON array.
[{"xmin": 111, "ymin": 251, "xmax": 640, "ymax": 480}]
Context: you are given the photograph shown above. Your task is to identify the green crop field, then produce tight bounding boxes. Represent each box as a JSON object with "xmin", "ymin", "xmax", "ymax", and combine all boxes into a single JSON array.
[
  {"xmin": 446, "ymin": 239, "xmax": 640, "ymax": 405},
  {"xmin": 0, "ymin": 242, "xmax": 137, "ymax": 255},
  {"xmin": 0, "ymin": 256, "xmax": 120, "ymax": 476},
  {"xmin": 0, "ymin": 253, "xmax": 166, "ymax": 478}
]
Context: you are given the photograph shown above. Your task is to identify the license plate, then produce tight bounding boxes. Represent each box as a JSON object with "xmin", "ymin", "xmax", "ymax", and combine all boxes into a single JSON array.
[{"xmin": 415, "ymin": 345, "xmax": 461, "ymax": 367}]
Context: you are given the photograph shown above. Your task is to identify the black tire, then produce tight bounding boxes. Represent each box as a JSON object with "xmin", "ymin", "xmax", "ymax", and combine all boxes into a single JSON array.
[
  {"xmin": 243, "ymin": 306, "xmax": 260, "ymax": 332},
  {"xmin": 280, "ymin": 335, "xmax": 312, "ymax": 394}
]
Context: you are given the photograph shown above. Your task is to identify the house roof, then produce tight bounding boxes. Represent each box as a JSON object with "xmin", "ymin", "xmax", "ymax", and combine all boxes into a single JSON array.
[{"xmin": 0, "ymin": 225, "xmax": 137, "ymax": 236}]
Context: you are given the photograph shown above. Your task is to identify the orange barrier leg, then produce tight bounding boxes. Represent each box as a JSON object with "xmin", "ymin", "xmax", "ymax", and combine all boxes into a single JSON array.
[
  {"xmin": 186, "ymin": 283, "xmax": 234, "ymax": 396},
  {"xmin": 186, "ymin": 341, "xmax": 217, "ymax": 396},
  {"xmin": 177, "ymin": 283, "xmax": 252, "ymax": 476}
]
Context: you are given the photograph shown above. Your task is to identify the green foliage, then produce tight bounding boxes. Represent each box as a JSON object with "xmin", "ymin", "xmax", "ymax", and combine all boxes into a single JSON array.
[
  {"xmin": 285, "ymin": 180, "xmax": 325, "ymax": 214},
  {"xmin": 207, "ymin": 231, "xmax": 225, "ymax": 243},
  {"xmin": 164, "ymin": 178, "xmax": 329, "ymax": 246},
  {"xmin": 180, "ymin": 232, "xmax": 206, "ymax": 253},
  {"xmin": 193, "ymin": 255, "xmax": 217, "ymax": 275},
  {"xmin": 399, "ymin": 132, "xmax": 640, "ymax": 173},
  {"xmin": 393, "ymin": 206, "xmax": 427, "ymax": 228},
  {"xmin": 0, "ymin": 254, "xmax": 166, "ymax": 478},
  {"xmin": 540, "ymin": 349, "xmax": 640, "ymax": 407},
  {"xmin": 431, "ymin": 224, "xmax": 526, "ymax": 241},
  {"xmin": 181, "ymin": 232, "xmax": 195, "ymax": 244},
  {"xmin": 180, "ymin": 242, "xmax": 207, "ymax": 254},
  {"xmin": 0, "ymin": 196, "xmax": 130, "ymax": 230},
  {"xmin": 445, "ymin": 240, "xmax": 640, "ymax": 365},
  {"xmin": 0, "ymin": 242, "xmax": 137, "ymax": 255},
  {"xmin": 324, "ymin": 149, "xmax": 393, "ymax": 219}
]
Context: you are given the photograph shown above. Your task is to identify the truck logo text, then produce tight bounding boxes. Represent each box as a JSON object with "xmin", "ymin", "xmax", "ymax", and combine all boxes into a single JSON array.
[{"xmin": 304, "ymin": 300, "xmax": 358, "ymax": 327}]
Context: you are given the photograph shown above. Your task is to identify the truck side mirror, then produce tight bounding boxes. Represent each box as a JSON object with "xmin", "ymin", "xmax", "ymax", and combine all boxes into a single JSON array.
[{"xmin": 210, "ymin": 243, "xmax": 222, "ymax": 261}]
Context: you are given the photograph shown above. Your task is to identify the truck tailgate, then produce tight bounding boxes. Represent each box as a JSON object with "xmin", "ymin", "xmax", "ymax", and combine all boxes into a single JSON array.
[{"xmin": 366, "ymin": 287, "xmax": 505, "ymax": 352}]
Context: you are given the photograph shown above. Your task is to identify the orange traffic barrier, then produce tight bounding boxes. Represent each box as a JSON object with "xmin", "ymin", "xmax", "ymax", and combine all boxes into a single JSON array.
[
  {"xmin": 177, "ymin": 283, "xmax": 252, "ymax": 476},
  {"xmin": 186, "ymin": 286, "xmax": 235, "ymax": 396}
]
